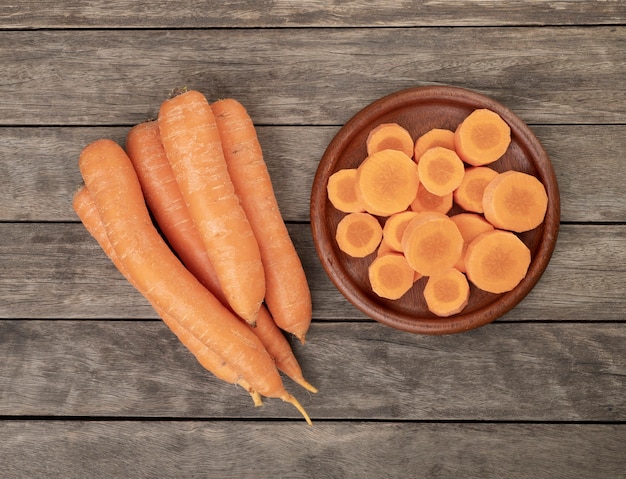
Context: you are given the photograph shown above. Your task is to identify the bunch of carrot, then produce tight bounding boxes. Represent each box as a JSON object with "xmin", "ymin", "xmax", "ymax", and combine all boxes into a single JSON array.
[
  {"xmin": 327, "ymin": 109, "xmax": 549, "ymax": 317},
  {"xmin": 74, "ymin": 89, "xmax": 315, "ymax": 424}
]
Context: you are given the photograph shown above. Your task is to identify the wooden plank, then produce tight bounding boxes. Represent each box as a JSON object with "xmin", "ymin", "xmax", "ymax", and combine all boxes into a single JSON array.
[
  {"xmin": 1, "ymin": 421, "xmax": 624, "ymax": 479},
  {"xmin": 1, "ymin": 223, "xmax": 624, "ymax": 321},
  {"xmin": 2, "ymin": 1, "xmax": 624, "ymax": 28},
  {"xmin": 0, "ymin": 320, "xmax": 624, "ymax": 421},
  {"xmin": 0, "ymin": 27, "xmax": 624, "ymax": 125},
  {"xmin": 1, "ymin": 125, "xmax": 625, "ymax": 223}
]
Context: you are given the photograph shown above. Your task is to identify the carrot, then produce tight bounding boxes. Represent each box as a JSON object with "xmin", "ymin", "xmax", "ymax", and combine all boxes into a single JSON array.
[
  {"xmin": 72, "ymin": 186, "xmax": 263, "ymax": 407},
  {"xmin": 413, "ymin": 128, "xmax": 456, "ymax": 163},
  {"xmin": 125, "ymin": 121, "xmax": 316, "ymax": 391},
  {"xmin": 416, "ymin": 146, "xmax": 465, "ymax": 196},
  {"xmin": 376, "ymin": 238, "xmax": 398, "ymax": 256},
  {"xmin": 368, "ymin": 252, "xmax": 415, "ymax": 300},
  {"xmin": 453, "ymin": 166, "xmax": 499, "ymax": 213},
  {"xmin": 464, "ymin": 229, "xmax": 531, "ymax": 294},
  {"xmin": 382, "ymin": 210, "xmax": 418, "ymax": 252},
  {"xmin": 335, "ymin": 212, "xmax": 383, "ymax": 258},
  {"xmin": 366, "ymin": 122, "xmax": 414, "ymax": 158},
  {"xmin": 78, "ymin": 138, "xmax": 311, "ymax": 424},
  {"xmin": 423, "ymin": 268, "xmax": 470, "ymax": 317},
  {"xmin": 450, "ymin": 213, "xmax": 495, "ymax": 273},
  {"xmin": 482, "ymin": 170, "xmax": 549, "ymax": 233},
  {"xmin": 252, "ymin": 308, "xmax": 317, "ymax": 393},
  {"xmin": 401, "ymin": 212, "xmax": 464, "ymax": 277},
  {"xmin": 355, "ymin": 149, "xmax": 419, "ymax": 216},
  {"xmin": 410, "ymin": 181, "xmax": 454, "ymax": 214},
  {"xmin": 454, "ymin": 108, "xmax": 511, "ymax": 166},
  {"xmin": 327, "ymin": 168, "xmax": 364, "ymax": 213},
  {"xmin": 157, "ymin": 90, "xmax": 264, "ymax": 326},
  {"xmin": 212, "ymin": 98, "xmax": 312, "ymax": 342}
]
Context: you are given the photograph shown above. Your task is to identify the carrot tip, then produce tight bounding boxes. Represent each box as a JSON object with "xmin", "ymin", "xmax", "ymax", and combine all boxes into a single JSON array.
[
  {"xmin": 249, "ymin": 390, "xmax": 263, "ymax": 408},
  {"xmin": 284, "ymin": 394, "xmax": 313, "ymax": 426},
  {"xmin": 295, "ymin": 378, "xmax": 318, "ymax": 394}
]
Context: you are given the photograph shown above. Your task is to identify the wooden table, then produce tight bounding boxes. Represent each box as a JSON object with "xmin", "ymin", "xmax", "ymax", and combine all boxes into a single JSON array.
[{"xmin": 1, "ymin": 2, "xmax": 625, "ymax": 477}]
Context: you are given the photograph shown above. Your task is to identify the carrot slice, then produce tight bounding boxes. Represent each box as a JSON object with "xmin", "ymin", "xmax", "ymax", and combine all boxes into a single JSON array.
[
  {"xmin": 465, "ymin": 229, "xmax": 531, "ymax": 294},
  {"xmin": 157, "ymin": 90, "xmax": 264, "ymax": 325},
  {"xmin": 450, "ymin": 213, "xmax": 495, "ymax": 273},
  {"xmin": 410, "ymin": 181, "xmax": 454, "ymax": 214},
  {"xmin": 413, "ymin": 128, "xmax": 456, "ymax": 163},
  {"xmin": 376, "ymin": 237, "xmax": 398, "ymax": 256},
  {"xmin": 453, "ymin": 166, "xmax": 499, "ymax": 213},
  {"xmin": 366, "ymin": 122, "xmax": 414, "ymax": 158},
  {"xmin": 355, "ymin": 149, "xmax": 419, "ymax": 216},
  {"xmin": 482, "ymin": 170, "xmax": 548, "ymax": 233},
  {"xmin": 382, "ymin": 210, "xmax": 419, "ymax": 252},
  {"xmin": 455, "ymin": 109, "xmax": 511, "ymax": 166},
  {"xmin": 335, "ymin": 212, "xmax": 383, "ymax": 258},
  {"xmin": 423, "ymin": 268, "xmax": 470, "ymax": 317},
  {"xmin": 327, "ymin": 168, "xmax": 364, "ymax": 213},
  {"xmin": 401, "ymin": 212, "xmax": 464, "ymax": 277},
  {"xmin": 368, "ymin": 252, "xmax": 415, "ymax": 300},
  {"xmin": 417, "ymin": 146, "xmax": 465, "ymax": 196}
]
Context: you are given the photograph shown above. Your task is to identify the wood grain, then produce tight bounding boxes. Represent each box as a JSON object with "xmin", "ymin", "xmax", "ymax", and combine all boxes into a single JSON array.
[
  {"xmin": 2, "ymin": 1, "xmax": 624, "ymax": 28},
  {"xmin": 1, "ymin": 223, "xmax": 624, "ymax": 321},
  {"xmin": 1, "ymin": 320, "xmax": 624, "ymax": 421},
  {"xmin": 1, "ymin": 421, "xmax": 624, "ymax": 479},
  {"xmin": 0, "ymin": 27, "xmax": 624, "ymax": 126},
  {"xmin": 0, "ymin": 125, "xmax": 624, "ymax": 223}
]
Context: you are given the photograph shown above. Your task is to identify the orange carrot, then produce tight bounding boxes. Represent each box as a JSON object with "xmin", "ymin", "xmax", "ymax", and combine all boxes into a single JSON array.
[
  {"xmin": 482, "ymin": 170, "xmax": 548, "ymax": 233},
  {"xmin": 335, "ymin": 212, "xmax": 383, "ymax": 258},
  {"xmin": 417, "ymin": 146, "xmax": 465, "ymax": 196},
  {"xmin": 413, "ymin": 128, "xmax": 456, "ymax": 163},
  {"xmin": 401, "ymin": 212, "xmax": 464, "ymax": 277},
  {"xmin": 454, "ymin": 108, "xmax": 511, "ymax": 166},
  {"xmin": 157, "ymin": 90, "xmax": 264, "ymax": 326},
  {"xmin": 78, "ymin": 138, "xmax": 311, "ymax": 424},
  {"xmin": 423, "ymin": 268, "xmax": 470, "ymax": 317},
  {"xmin": 453, "ymin": 166, "xmax": 499, "ymax": 213},
  {"xmin": 125, "ymin": 121, "xmax": 316, "ymax": 391},
  {"xmin": 72, "ymin": 186, "xmax": 263, "ymax": 407},
  {"xmin": 327, "ymin": 168, "xmax": 364, "ymax": 213},
  {"xmin": 366, "ymin": 123, "xmax": 414, "ymax": 158},
  {"xmin": 212, "ymin": 98, "xmax": 312, "ymax": 342},
  {"xmin": 368, "ymin": 252, "xmax": 415, "ymax": 300},
  {"xmin": 450, "ymin": 213, "xmax": 495, "ymax": 273},
  {"xmin": 355, "ymin": 149, "xmax": 419, "ymax": 216},
  {"xmin": 410, "ymin": 181, "xmax": 454, "ymax": 214},
  {"xmin": 464, "ymin": 229, "xmax": 531, "ymax": 294}
]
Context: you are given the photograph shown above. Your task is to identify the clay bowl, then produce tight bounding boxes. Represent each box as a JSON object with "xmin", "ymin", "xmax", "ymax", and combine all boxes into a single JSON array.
[{"xmin": 310, "ymin": 85, "xmax": 560, "ymax": 335}]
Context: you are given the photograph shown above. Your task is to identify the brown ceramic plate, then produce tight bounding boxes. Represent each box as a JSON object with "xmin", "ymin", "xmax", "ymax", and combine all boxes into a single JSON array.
[{"xmin": 310, "ymin": 85, "xmax": 560, "ymax": 335}]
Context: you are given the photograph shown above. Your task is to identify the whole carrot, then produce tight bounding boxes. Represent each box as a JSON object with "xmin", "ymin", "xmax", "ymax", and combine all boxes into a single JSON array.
[
  {"xmin": 125, "ymin": 121, "xmax": 317, "ymax": 393},
  {"xmin": 72, "ymin": 186, "xmax": 263, "ymax": 407},
  {"xmin": 157, "ymin": 90, "xmax": 265, "ymax": 326},
  {"xmin": 212, "ymin": 98, "xmax": 312, "ymax": 342},
  {"xmin": 78, "ymin": 138, "xmax": 311, "ymax": 424}
]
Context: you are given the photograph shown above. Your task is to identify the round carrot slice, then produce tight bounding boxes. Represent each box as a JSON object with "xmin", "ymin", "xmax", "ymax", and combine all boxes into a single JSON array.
[
  {"xmin": 413, "ymin": 128, "xmax": 456, "ymax": 164},
  {"xmin": 382, "ymin": 210, "xmax": 419, "ymax": 252},
  {"xmin": 450, "ymin": 213, "xmax": 495, "ymax": 273},
  {"xmin": 454, "ymin": 108, "xmax": 511, "ymax": 166},
  {"xmin": 417, "ymin": 146, "xmax": 465, "ymax": 196},
  {"xmin": 401, "ymin": 212, "xmax": 464, "ymax": 277},
  {"xmin": 410, "ymin": 181, "xmax": 454, "ymax": 214},
  {"xmin": 453, "ymin": 166, "xmax": 499, "ymax": 213},
  {"xmin": 464, "ymin": 229, "xmax": 531, "ymax": 294},
  {"xmin": 482, "ymin": 170, "xmax": 548, "ymax": 233},
  {"xmin": 423, "ymin": 268, "xmax": 470, "ymax": 317},
  {"xmin": 356, "ymin": 149, "xmax": 419, "ymax": 216},
  {"xmin": 335, "ymin": 212, "xmax": 383, "ymax": 258},
  {"xmin": 368, "ymin": 252, "xmax": 415, "ymax": 300},
  {"xmin": 366, "ymin": 122, "xmax": 414, "ymax": 158},
  {"xmin": 327, "ymin": 168, "xmax": 364, "ymax": 213}
]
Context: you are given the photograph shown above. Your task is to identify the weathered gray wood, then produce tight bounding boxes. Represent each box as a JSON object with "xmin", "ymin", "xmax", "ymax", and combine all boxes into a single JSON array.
[
  {"xmin": 2, "ymin": 0, "xmax": 624, "ymax": 28},
  {"xmin": 1, "ymin": 125, "xmax": 625, "ymax": 223},
  {"xmin": 0, "ymin": 27, "xmax": 624, "ymax": 126},
  {"xmin": 1, "ymin": 223, "xmax": 624, "ymax": 321},
  {"xmin": 1, "ymin": 420, "xmax": 624, "ymax": 479},
  {"xmin": 0, "ymin": 321, "xmax": 624, "ymax": 421}
]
